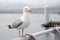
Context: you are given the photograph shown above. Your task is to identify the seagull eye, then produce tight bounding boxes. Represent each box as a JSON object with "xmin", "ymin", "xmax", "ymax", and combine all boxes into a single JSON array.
[{"xmin": 25, "ymin": 8, "xmax": 28, "ymax": 10}]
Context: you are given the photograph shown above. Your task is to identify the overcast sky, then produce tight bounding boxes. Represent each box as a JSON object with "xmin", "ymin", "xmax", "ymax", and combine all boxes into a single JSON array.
[
  {"xmin": 0, "ymin": 0, "xmax": 60, "ymax": 4},
  {"xmin": 0, "ymin": 0, "xmax": 59, "ymax": 12},
  {"xmin": 0, "ymin": 0, "xmax": 60, "ymax": 8}
]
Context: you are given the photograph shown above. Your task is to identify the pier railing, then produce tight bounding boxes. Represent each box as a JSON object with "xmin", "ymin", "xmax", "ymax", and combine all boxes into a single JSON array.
[{"xmin": 26, "ymin": 27, "xmax": 60, "ymax": 40}]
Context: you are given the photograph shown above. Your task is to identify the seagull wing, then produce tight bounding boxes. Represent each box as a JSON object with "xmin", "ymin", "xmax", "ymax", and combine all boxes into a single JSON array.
[{"xmin": 12, "ymin": 19, "xmax": 23, "ymax": 28}]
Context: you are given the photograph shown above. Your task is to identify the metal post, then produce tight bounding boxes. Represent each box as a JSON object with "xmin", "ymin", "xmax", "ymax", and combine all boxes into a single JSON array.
[{"xmin": 44, "ymin": 5, "xmax": 49, "ymax": 24}]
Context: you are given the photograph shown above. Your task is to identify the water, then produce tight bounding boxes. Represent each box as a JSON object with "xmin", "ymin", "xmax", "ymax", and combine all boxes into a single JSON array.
[{"xmin": 0, "ymin": 13, "xmax": 60, "ymax": 40}]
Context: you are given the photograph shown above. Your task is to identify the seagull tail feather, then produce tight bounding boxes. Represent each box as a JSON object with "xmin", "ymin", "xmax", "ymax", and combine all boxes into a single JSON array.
[{"xmin": 7, "ymin": 25, "xmax": 14, "ymax": 29}]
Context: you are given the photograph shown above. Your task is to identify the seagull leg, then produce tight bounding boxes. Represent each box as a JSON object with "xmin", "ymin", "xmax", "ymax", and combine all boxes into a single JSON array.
[
  {"xmin": 19, "ymin": 29, "xmax": 20, "ymax": 37},
  {"xmin": 22, "ymin": 29, "xmax": 24, "ymax": 37}
]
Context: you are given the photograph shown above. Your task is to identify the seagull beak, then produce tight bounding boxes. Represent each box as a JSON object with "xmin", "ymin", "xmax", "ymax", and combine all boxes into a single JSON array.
[{"xmin": 27, "ymin": 9, "xmax": 32, "ymax": 13}]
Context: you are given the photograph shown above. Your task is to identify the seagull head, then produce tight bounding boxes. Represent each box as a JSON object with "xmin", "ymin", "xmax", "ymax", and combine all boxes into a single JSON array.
[{"xmin": 23, "ymin": 7, "xmax": 32, "ymax": 13}]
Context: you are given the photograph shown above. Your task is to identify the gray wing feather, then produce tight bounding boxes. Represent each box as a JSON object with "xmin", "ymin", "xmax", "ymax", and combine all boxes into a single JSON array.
[{"xmin": 12, "ymin": 19, "xmax": 23, "ymax": 28}]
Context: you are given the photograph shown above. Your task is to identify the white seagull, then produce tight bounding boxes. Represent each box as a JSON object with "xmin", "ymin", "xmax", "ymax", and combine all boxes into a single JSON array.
[{"xmin": 8, "ymin": 7, "xmax": 32, "ymax": 37}]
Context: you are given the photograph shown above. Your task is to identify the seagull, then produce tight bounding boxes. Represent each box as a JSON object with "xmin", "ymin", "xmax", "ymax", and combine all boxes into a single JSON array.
[{"xmin": 8, "ymin": 7, "xmax": 32, "ymax": 37}]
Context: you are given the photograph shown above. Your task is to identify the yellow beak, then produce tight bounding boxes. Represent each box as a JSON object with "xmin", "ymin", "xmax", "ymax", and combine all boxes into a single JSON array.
[{"xmin": 26, "ymin": 9, "xmax": 32, "ymax": 13}]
